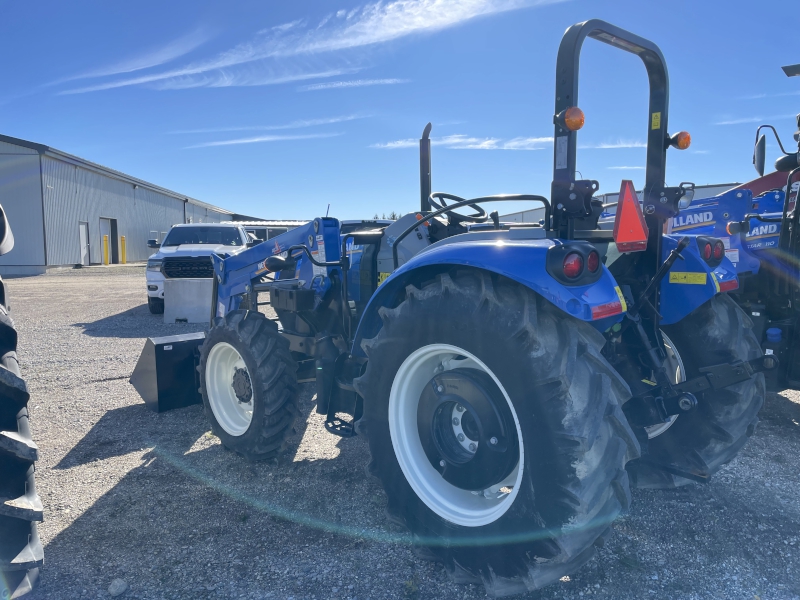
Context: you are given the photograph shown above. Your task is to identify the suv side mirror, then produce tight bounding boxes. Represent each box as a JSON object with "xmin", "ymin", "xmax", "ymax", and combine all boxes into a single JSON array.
[
  {"xmin": 147, "ymin": 239, "xmax": 160, "ymax": 249},
  {"xmin": 754, "ymin": 133, "xmax": 766, "ymax": 176}
]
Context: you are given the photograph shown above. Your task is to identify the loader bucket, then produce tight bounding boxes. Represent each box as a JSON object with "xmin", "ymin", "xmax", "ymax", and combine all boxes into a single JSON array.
[{"xmin": 130, "ymin": 332, "xmax": 205, "ymax": 412}]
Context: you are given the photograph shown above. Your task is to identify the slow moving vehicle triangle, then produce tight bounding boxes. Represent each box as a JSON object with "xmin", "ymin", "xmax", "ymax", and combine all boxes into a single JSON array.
[{"xmin": 613, "ymin": 179, "xmax": 649, "ymax": 252}]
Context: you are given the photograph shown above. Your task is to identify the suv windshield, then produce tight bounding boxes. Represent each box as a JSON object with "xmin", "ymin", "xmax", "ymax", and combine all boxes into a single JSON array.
[{"xmin": 162, "ymin": 226, "xmax": 243, "ymax": 247}]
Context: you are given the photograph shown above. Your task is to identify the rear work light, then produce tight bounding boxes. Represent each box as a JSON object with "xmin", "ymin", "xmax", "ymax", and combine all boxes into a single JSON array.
[{"xmin": 563, "ymin": 253, "xmax": 584, "ymax": 278}]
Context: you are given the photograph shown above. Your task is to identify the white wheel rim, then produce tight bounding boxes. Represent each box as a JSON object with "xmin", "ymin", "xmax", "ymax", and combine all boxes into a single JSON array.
[
  {"xmin": 645, "ymin": 332, "xmax": 686, "ymax": 439},
  {"xmin": 389, "ymin": 344, "xmax": 523, "ymax": 527},
  {"xmin": 206, "ymin": 342, "xmax": 254, "ymax": 437}
]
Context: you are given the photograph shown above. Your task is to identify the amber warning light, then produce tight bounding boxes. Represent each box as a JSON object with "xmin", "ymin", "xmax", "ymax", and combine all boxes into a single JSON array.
[{"xmin": 612, "ymin": 180, "xmax": 649, "ymax": 252}]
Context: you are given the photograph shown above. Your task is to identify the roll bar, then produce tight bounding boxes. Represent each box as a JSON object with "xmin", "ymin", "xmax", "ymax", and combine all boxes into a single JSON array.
[{"xmin": 551, "ymin": 19, "xmax": 670, "ymax": 240}]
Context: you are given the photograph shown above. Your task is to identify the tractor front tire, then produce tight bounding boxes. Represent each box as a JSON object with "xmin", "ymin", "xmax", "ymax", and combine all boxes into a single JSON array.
[
  {"xmin": 199, "ymin": 310, "xmax": 299, "ymax": 461},
  {"xmin": 355, "ymin": 271, "xmax": 640, "ymax": 597},
  {"xmin": 628, "ymin": 294, "xmax": 765, "ymax": 488},
  {"xmin": 0, "ymin": 305, "xmax": 42, "ymax": 598}
]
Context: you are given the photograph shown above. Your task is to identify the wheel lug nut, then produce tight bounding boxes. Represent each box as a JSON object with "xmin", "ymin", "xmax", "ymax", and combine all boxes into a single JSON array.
[
  {"xmin": 457, "ymin": 433, "xmax": 465, "ymax": 442},
  {"xmin": 436, "ymin": 385, "xmax": 444, "ymax": 393},
  {"xmin": 456, "ymin": 405, "xmax": 464, "ymax": 412},
  {"xmin": 439, "ymin": 460, "xmax": 446, "ymax": 467},
  {"xmin": 490, "ymin": 437, "xmax": 498, "ymax": 445},
  {"xmin": 468, "ymin": 443, "xmax": 476, "ymax": 452},
  {"xmin": 452, "ymin": 417, "xmax": 459, "ymax": 425}
]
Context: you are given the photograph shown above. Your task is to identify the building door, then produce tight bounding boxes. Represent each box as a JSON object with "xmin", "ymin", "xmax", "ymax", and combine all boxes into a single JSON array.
[
  {"xmin": 99, "ymin": 218, "xmax": 112, "ymax": 264},
  {"xmin": 78, "ymin": 222, "xmax": 90, "ymax": 265}
]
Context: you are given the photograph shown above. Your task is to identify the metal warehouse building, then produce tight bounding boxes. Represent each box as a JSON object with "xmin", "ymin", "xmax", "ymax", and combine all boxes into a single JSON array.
[{"xmin": 0, "ymin": 133, "xmax": 239, "ymax": 276}]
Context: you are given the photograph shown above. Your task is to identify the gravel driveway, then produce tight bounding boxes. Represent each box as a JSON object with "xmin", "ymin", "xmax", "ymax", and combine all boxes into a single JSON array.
[{"xmin": 8, "ymin": 267, "xmax": 800, "ymax": 600}]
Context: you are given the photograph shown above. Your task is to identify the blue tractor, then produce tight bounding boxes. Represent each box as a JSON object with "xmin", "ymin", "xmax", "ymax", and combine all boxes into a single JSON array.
[
  {"xmin": 192, "ymin": 21, "xmax": 769, "ymax": 596},
  {"xmin": 654, "ymin": 63, "xmax": 800, "ymax": 390}
]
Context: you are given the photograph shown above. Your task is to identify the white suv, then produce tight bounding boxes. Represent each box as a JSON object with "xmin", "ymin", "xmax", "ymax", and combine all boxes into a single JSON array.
[{"xmin": 146, "ymin": 223, "xmax": 253, "ymax": 314}]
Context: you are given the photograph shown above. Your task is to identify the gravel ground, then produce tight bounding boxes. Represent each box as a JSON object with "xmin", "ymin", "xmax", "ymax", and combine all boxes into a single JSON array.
[{"xmin": 6, "ymin": 266, "xmax": 800, "ymax": 600}]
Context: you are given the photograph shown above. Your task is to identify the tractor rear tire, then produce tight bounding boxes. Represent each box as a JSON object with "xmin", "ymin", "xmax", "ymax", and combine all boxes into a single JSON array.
[
  {"xmin": 0, "ymin": 305, "xmax": 42, "ymax": 599},
  {"xmin": 354, "ymin": 271, "xmax": 640, "ymax": 597},
  {"xmin": 148, "ymin": 297, "xmax": 164, "ymax": 315},
  {"xmin": 628, "ymin": 294, "xmax": 765, "ymax": 488},
  {"xmin": 199, "ymin": 310, "xmax": 300, "ymax": 461}
]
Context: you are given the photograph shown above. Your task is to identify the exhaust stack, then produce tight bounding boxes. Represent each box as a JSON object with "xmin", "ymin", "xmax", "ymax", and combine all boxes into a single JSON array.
[{"xmin": 420, "ymin": 123, "xmax": 432, "ymax": 213}]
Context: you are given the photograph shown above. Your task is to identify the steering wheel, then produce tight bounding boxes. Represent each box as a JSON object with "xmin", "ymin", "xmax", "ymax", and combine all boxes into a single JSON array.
[{"xmin": 429, "ymin": 192, "xmax": 489, "ymax": 224}]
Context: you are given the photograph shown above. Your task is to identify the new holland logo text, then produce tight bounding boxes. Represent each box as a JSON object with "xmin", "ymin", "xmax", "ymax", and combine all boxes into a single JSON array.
[
  {"xmin": 671, "ymin": 211, "xmax": 715, "ymax": 231},
  {"xmin": 747, "ymin": 223, "xmax": 779, "ymax": 239}
]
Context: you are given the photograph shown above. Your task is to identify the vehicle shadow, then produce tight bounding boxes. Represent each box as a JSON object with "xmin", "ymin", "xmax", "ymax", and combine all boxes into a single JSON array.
[
  {"xmin": 758, "ymin": 388, "xmax": 800, "ymax": 431},
  {"xmin": 72, "ymin": 303, "xmax": 208, "ymax": 339},
  {"xmin": 28, "ymin": 384, "xmax": 408, "ymax": 600}
]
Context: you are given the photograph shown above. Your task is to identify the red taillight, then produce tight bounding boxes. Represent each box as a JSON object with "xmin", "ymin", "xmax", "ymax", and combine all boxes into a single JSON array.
[
  {"xmin": 702, "ymin": 243, "xmax": 712, "ymax": 261},
  {"xmin": 713, "ymin": 241, "xmax": 725, "ymax": 261},
  {"xmin": 563, "ymin": 253, "xmax": 584, "ymax": 278},
  {"xmin": 587, "ymin": 251, "xmax": 600, "ymax": 273}
]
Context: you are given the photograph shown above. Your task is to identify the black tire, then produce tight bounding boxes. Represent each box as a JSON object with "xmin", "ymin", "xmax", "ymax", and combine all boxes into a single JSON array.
[
  {"xmin": 199, "ymin": 310, "xmax": 299, "ymax": 461},
  {"xmin": 148, "ymin": 297, "xmax": 164, "ymax": 315},
  {"xmin": 0, "ymin": 304, "xmax": 42, "ymax": 599},
  {"xmin": 354, "ymin": 271, "xmax": 640, "ymax": 597},
  {"xmin": 628, "ymin": 294, "xmax": 765, "ymax": 488}
]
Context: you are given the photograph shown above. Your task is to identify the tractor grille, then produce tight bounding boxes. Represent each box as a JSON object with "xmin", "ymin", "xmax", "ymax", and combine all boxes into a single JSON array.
[{"xmin": 162, "ymin": 257, "xmax": 214, "ymax": 279}]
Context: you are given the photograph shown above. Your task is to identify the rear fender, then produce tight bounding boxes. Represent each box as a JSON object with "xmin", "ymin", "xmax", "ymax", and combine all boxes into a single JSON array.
[
  {"xmin": 351, "ymin": 238, "xmax": 626, "ymax": 356},
  {"xmin": 659, "ymin": 234, "xmax": 738, "ymax": 325}
]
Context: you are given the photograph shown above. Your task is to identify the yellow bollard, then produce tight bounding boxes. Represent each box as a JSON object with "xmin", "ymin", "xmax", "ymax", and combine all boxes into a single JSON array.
[
  {"xmin": 121, "ymin": 236, "xmax": 126, "ymax": 264},
  {"xmin": 103, "ymin": 235, "xmax": 109, "ymax": 265}
]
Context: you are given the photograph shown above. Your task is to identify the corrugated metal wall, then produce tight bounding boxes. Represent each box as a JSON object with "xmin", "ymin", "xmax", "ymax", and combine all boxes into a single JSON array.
[
  {"xmin": 0, "ymin": 140, "xmax": 37, "ymax": 155},
  {"xmin": 185, "ymin": 202, "xmax": 227, "ymax": 224},
  {"xmin": 41, "ymin": 156, "xmax": 186, "ymax": 265},
  {"xmin": 129, "ymin": 187, "xmax": 184, "ymax": 261},
  {"xmin": 0, "ymin": 154, "xmax": 46, "ymax": 266}
]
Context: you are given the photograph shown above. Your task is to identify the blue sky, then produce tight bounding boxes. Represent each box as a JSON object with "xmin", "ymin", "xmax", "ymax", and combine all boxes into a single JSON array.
[{"xmin": 1, "ymin": 0, "xmax": 798, "ymax": 220}]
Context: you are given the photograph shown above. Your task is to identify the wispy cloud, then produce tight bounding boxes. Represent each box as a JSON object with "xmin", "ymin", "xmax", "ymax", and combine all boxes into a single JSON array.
[
  {"xmin": 372, "ymin": 134, "xmax": 553, "ymax": 150},
  {"xmin": 58, "ymin": 0, "xmax": 560, "ymax": 93},
  {"xmin": 61, "ymin": 66, "xmax": 357, "ymax": 95},
  {"xmin": 607, "ymin": 166, "xmax": 645, "ymax": 170},
  {"xmin": 580, "ymin": 139, "xmax": 646, "ymax": 149},
  {"xmin": 170, "ymin": 114, "xmax": 367, "ymax": 134},
  {"xmin": 284, "ymin": 0, "xmax": 555, "ymax": 55},
  {"xmin": 55, "ymin": 29, "xmax": 210, "ymax": 84},
  {"xmin": 739, "ymin": 90, "xmax": 800, "ymax": 100},
  {"xmin": 715, "ymin": 113, "xmax": 797, "ymax": 125},
  {"xmin": 186, "ymin": 132, "xmax": 343, "ymax": 149},
  {"xmin": 298, "ymin": 78, "xmax": 409, "ymax": 91}
]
